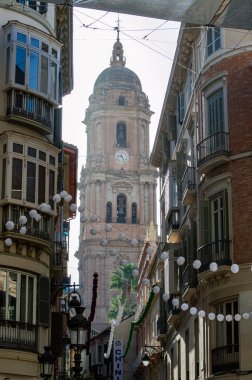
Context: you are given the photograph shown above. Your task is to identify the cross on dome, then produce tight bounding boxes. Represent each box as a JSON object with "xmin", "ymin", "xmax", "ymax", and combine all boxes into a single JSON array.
[{"xmin": 110, "ymin": 16, "xmax": 126, "ymax": 67}]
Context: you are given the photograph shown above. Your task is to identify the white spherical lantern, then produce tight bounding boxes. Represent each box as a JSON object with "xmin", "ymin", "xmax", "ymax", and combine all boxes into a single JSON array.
[
  {"xmin": 5, "ymin": 238, "xmax": 12, "ymax": 247},
  {"xmin": 70, "ymin": 203, "xmax": 77, "ymax": 212},
  {"xmin": 152, "ymin": 285, "xmax": 160, "ymax": 294},
  {"xmin": 172, "ymin": 298, "xmax": 180, "ymax": 307},
  {"xmin": 160, "ymin": 251, "xmax": 169, "ymax": 261},
  {"xmin": 177, "ymin": 256, "xmax": 185, "ymax": 266},
  {"xmin": 64, "ymin": 194, "xmax": 72, "ymax": 203},
  {"xmin": 142, "ymin": 278, "xmax": 150, "ymax": 286},
  {"xmin": 78, "ymin": 205, "xmax": 85, "ymax": 213},
  {"xmin": 118, "ymin": 233, "xmax": 127, "ymax": 241},
  {"xmin": 90, "ymin": 228, "xmax": 97, "ymax": 236},
  {"xmin": 109, "ymin": 249, "xmax": 117, "ymax": 257},
  {"xmin": 29, "ymin": 209, "xmax": 37, "ymax": 218},
  {"xmin": 90, "ymin": 214, "xmax": 98, "ymax": 223},
  {"xmin": 193, "ymin": 260, "xmax": 201, "ymax": 270},
  {"xmin": 190, "ymin": 307, "xmax": 198, "ymax": 315},
  {"xmin": 226, "ymin": 314, "xmax": 233, "ymax": 322},
  {"xmin": 19, "ymin": 215, "xmax": 27, "ymax": 225},
  {"xmin": 130, "ymin": 239, "xmax": 138, "ymax": 247},
  {"xmin": 146, "ymin": 246, "xmax": 154, "ymax": 256},
  {"xmin": 53, "ymin": 194, "xmax": 61, "ymax": 203},
  {"xmin": 60, "ymin": 190, "xmax": 68, "ymax": 198},
  {"xmin": 209, "ymin": 262, "xmax": 218, "ymax": 272},
  {"xmin": 80, "ymin": 215, "xmax": 88, "ymax": 223},
  {"xmin": 100, "ymin": 238, "xmax": 108, "ymax": 247},
  {"xmin": 231, "ymin": 264, "xmax": 239, "ymax": 273},
  {"xmin": 208, "ymin": 313, "xmax": 216, "ymax": 320},
  {"xmin": 243, "ymin": 312, "xmax": 250, "ymax": 320},
  {"xmin": 198, "ymin": 310, "xmax": 206, "ymax": 318},
  {"xmin": 162, "ymin": 293, "xmax": 170, "ymax": 302},
  {"xmin": 105, "ymin": 224, "xmax": 112, "ymax": 232},
  {"xmin": 5, "ymin": 221, "xmax": 14, "ymax": 231},
  {"xmin": 234, "ymin": 314, "xmax": 242, "ymax": 321},
  {"xmin": 181, "ymin": 303, "xmax": 189, "ymax": 311},
  {"xmin": 39, "ymin": 203, "xmax": 47, "ymax": 212},
  {"xmin": 132, "ymin": 269, "xmax": 139, "ymax": 278},
  {"xmin": 120, "ymin": 259, "xmax": 128, "ymax": 265},
  {"xmin": 217, "ymin": 314, "xmax": 224, "ymax": 322},
  {"xmin": 19, "ymin": 226, "xmax": 27, "ymax": 235},
  {"xmin": 35, "ymin": 214, "xmax": 42, "ymax": 222}
]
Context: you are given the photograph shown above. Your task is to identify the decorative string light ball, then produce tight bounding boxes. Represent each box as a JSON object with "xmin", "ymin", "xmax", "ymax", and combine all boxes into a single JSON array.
[
  {"xmin": 19, "ymin": 215, "xmax": 27, "ymax": 225},
  {"xmin": 231, "ymin": 263, "xmax": 239, "ymax": 273},
  {"xmin": 5, "ymin": 238, "xmax": 12, "ymax": 247},
  {"xmin": 208, "ymin": 312, "xmax": 216, "ymax": 320},
  {"xmin": 78, "ymin": 205, "xmax": 85, "ymax": 213},
  {"xmin": 70, "ymin": 203, "xmax": 77, "ymax": 212},
  {"xmin": 109, "ymin": 249, "xmax": 117, "ymax": 257},
  {"xmin": 243, "ymin": 312, "xmax": 250, "ymax": 320},
  {"xmin": 130, "ymin": 239, "xmax": 138, "ymax": 247},
  {"xmin": 40, "ymin": 203, "xmax": 50, "ymax": 213},
  {"xmin": 235, "ymin": 314, "xmax": 242, "ymax": 321},
  {"xmin": 118, "ymin": 233, "xmax": 127, "ymax": 241},
  {"xmin": 152, "ymin": 285, "xmax": 160, "ymax": 294},
  {"xmin": 181, "ymin": 303, "xmax": 189, "ymax": 311},
  {"xmin": 142, "ymin": 278, "xmax": 150, "ymax": 286},
  {"xmin": 5, "ymin": 221, "xmax": 15, "ymax": 231},
  {"xmin": 60, "ymin": 190, "xmax": 68, "ymax": 198},
  {"xmin": 209, "ymin": 262, "xmax": 218, "ymax": 272},
  {"xmin": 146, "ymin": 246, "xmax": 154, "ymax": 256},
  {"xmin": 53, "ymin": 194, "xmax": 61, "ymax": 203},
  {"xmin": 100, "ymin": 238, "xmax": 108, "ymax": 247},
  {"xmin": 160, "ymin": 251, "xmax": 168, "ymax": 261},
  {"xmin": 177, "ymin": 256, "xmax": 185, "ymax": 266},
  {"xmin": 217, "ymin": 314, "xmax": 224, "ymax": 322},
  {"xmin": 105, "ymin": 224, "xmax": 112, "ymax": 232},
  {"xmin": 121, "ymin": 259, "xmax": 128, "ymax": 265},
  {"xmin": 193, "ymin": 260, "xmax": 201, "ymax": 270},
  {"xmin": 19, "ymin": 226, "xmax": 27, "ymax": 235},
  {"xmin": 162, "ymin": 293, "xmax": 170, "ymax": 302},
  {"xmin": 190, "ymin": 307, "xmax": 198, "ymax": 315},
  {"xmin": 132, "ymin": 269, "xmax": 139, "ymax": 278},
  {"xmin": 172, "ymin": 298, "xmax": 180, "ymax": 307},
  {"xmin": 35, "ymin": 214, "xmax": 42, "ymax": 222},
  {"xmin": 29, "ymin": 209, "xmax": 37, "ymax": 218},
  {"xmin": 198, "ymin": 310, "xmax": 206, "ymax": 318},
  {"xmin": 90, "ymin": 228, "xmax": 97, "ymax": 236},
  {"xmin": 80, "ymin": 215, "xmax": 88, "ymax": 223},
  {"xmin": 64, "ymin": 194, "xmax": 72, "ymax": 203},
  {"xmin": 90, "ymin": 214, "xmax": 98, "ymax": 223},
  {"xmin": 226, "ymin": 314, "xmax": 233, "ymax": 322}
]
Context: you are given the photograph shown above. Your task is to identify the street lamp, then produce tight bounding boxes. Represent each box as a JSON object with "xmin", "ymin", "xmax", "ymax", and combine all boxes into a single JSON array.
[
  {"xmin": 38, "ymin": 346, "xmax": 56, "ymax": 379},
  {"xmin": 67, "ymin": 289, "xmax": 90, "ymax": 379},
  {"xmin": 141, "ymin": 345, "xmax": 163, "ymax": 367}
]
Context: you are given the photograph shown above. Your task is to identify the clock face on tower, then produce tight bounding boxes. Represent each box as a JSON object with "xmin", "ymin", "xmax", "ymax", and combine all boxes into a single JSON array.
[{"xmin": 115, "ymin": 150, "xmax": 129, "ymax": 165}]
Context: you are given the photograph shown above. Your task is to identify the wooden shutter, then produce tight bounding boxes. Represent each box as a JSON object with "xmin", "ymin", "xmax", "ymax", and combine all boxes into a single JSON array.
[
  {"xmin": 37, "ymin": 276, "xmax": 50, "ymax": 327},
  {"xmin": 51, "ymin": 312, "xmax": 63, "ymax": 355}
]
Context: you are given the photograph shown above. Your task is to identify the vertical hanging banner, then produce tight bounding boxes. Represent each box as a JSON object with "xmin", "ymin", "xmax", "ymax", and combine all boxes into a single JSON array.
[{"xmin": 113, "ymin": 340, "xmax": 123, "ymax": 380}]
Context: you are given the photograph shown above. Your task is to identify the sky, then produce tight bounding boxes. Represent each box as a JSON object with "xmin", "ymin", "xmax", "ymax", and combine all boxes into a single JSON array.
[{"xmin": 62, "ymin": 8, "xmax": 180, "ymax": 283}]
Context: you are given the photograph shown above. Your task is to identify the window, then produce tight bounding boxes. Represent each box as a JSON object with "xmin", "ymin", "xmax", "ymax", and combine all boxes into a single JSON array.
[
  {"xmin": 49, "ymin": 170, "xmax": 55, "ymax": 209},
  {"xmin": 178, "ymin": 91, "xmax": 184, "ymax": 124},
  {"xmin": 26, "ymin": 162, "xmax": 36, "ymax": 203},
  {"xmin": 116, "ymin": 122, "xmax": 127, "ymax": 147},
  {"xmin": 13, "ymin": 143, "xmax": 23, "ymax": 154},
  {"xmin": 0, "ymin": 269, "xmax": 36, "ymax": 324},
  {"xmin": 215, "ymin": 300, "xmax": 239, "ymax": 349},
  {"xmin": 28, "ymin": 147, "xmax": 36, "ymax": 157},
  {"xmin": 210, "ymin": 191, "xmax": 229, "ymax": 247},
  {"xmin": 132, "ymin": 203, "xmax": 137, "ymax": 224},
  {"xmin": 207, "ymin": 88, "xmax": 224, "ymax": 135},
  {"xmin": 39, "ymin": 151, "xmax": 46, "ymax": 161},
  {"xmin": 12, "ymin": 158, "xmax": 22, "ymax": 199},
  {"xmin": 106, "ymin": 202, "xmax": 112, "ymax": 223},
  {"xmin": 38, "ymin": 165, "xmax": 46, "ymax": 204},
  {"xmin": 2, "ymin": 159, "xmax": 6, "ymax": 200},
  {"xmin": 117, "ymin": 194, "xmax": 126, "ymax": 223},
  {"xmin": 206, "ymin": 27, "xmax": 221, "ymax": 57},
  {"xmin": 118, "ymin": 96, "xmax": 125, "ymax": 106}
]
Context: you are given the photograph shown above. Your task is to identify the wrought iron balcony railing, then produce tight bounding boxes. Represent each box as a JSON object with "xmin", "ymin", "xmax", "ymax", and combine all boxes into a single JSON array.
[
  {"xmin": 0, "ymin": 319, "xmax": 36, "ymax": 352},
  {"xmin": 181, "ymin": 166, "xmax": 196, "ymax": 195},
  {"xmin": 181, "ymin": 264, "xmax": 198, "ymax": 294},
  {"xmin": 212, "ymin": 345, "xmax": 239, "ymax": 373},
  {"xmin": 167, "ymin": 293, "xmax": 181, "ymax": 317},
  {"xmin": 197, "ymin": 239, "xmax": 232, "ymax": 272},
  {"xmin": 197, "ymin": 131, "xmax": 229, "ymax": 164}
]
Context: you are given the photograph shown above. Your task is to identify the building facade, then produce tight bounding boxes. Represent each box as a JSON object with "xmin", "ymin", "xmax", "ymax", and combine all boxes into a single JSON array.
[
  {"xmin": 0, "ymin": 1, "xmax": 74, "ymax": 379},
  {"xmin": 150, "ymin": 24, "xmax": 252, "ymax": 379},
  {"xmin": 77, "ymin": 35, "xmax": 157, "ymax": 332}
]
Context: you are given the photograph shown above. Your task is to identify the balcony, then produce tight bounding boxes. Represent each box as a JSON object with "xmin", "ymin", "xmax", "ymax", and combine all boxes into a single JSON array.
[
  {"xmin": 212, "ymin": 345, "xmax": 239, "ymax": 374},
  {"xmin": 2, "ymin": 224, "xmax": 51, "ymax": 244},
  {"xmin": 181, "ymin": 167, "xmax": 196, "ymax": 206},
  {"xmin": 197, "ymin": 239, "xmax": 232, "ymax": 273},
  {"xmin": 167, "ymin": 293, "xmax": 181, "ymax": 326},
  {"xmin": 7, "ymin": 89, "xmax": 53, "ymax": 135},
  {"xmin": 166, "ymin": 222, "xmax": 180, "ymax": 243},
  {"xmin": 181, "ymin": 264, "xmax": 198, "ymax": 297},
  {"xmin": 196, "ymin": 132, "xmax": 229, "ymax": 174},
  {"xmin": 0, "ymin": 320, "xmax": 36, "ymax": 352}
]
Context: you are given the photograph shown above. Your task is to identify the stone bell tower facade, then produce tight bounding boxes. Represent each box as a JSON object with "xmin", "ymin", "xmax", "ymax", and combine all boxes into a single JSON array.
[{"xmin": 76, "ymin": 35, "xmax": 157, "ymax": 332}]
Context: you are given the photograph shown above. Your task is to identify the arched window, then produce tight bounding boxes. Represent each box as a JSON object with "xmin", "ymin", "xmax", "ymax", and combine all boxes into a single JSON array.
[
  {"xmin": 106, "ymin": 202, "xmax": 112, "ymax": 223},
  {"xmin": 116, "ymin": 122, "xmax": 126, "ymax": 147},
  {"xmin": 118, "ymin": 96, "xmax": 125, "ymax": 106},
  {"xmin": 117, "ymin": 194, "xmax": 126, "ymax": 223},
  {"xmin": 132, "ymin": 203, "xmax": 137, "ymax": 224}
]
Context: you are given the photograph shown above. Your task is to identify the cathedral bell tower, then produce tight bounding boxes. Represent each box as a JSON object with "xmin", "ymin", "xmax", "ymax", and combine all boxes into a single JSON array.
[{"xmin": 76, "ymin": 33, "xmax": 157, "ymax": 332}]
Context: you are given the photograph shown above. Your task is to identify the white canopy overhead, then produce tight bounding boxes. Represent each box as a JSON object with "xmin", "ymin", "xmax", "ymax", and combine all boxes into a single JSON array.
[{"xmin": 49, "ymin": 0, "xmax": 252, "ymax": 30}]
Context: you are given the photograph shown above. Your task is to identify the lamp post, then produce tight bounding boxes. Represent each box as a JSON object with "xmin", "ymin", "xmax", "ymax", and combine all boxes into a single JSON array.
[
  {"xmin": 141, "ymin": 345, "xmax": 163, "ymax": 367},
  {"xmin": 67, "ymin": 289, "xmax": 90, "ymax": 379},
  {"xmin": 38, "ymin": 346, "xmax": 56, "ymax": 380}
]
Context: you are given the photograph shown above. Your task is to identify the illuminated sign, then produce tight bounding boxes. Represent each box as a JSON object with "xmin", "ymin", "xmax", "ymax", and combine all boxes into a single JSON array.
[{"xmin": 113, "ymin": 339, "xmax": 123, "ymax": 380}]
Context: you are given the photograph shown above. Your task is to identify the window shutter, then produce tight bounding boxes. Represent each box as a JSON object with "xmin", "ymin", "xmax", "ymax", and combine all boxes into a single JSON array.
[
  {"xmin": 51, "ymin": 312, "xmax": 63, "ymax": 355},
  {"xmin": 37, "ymin": 276, "xmax": 50, "ymax": 327},
  {"xmin": 54, "ymin": 108, "xmax": 62, "ymax": 148}
]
